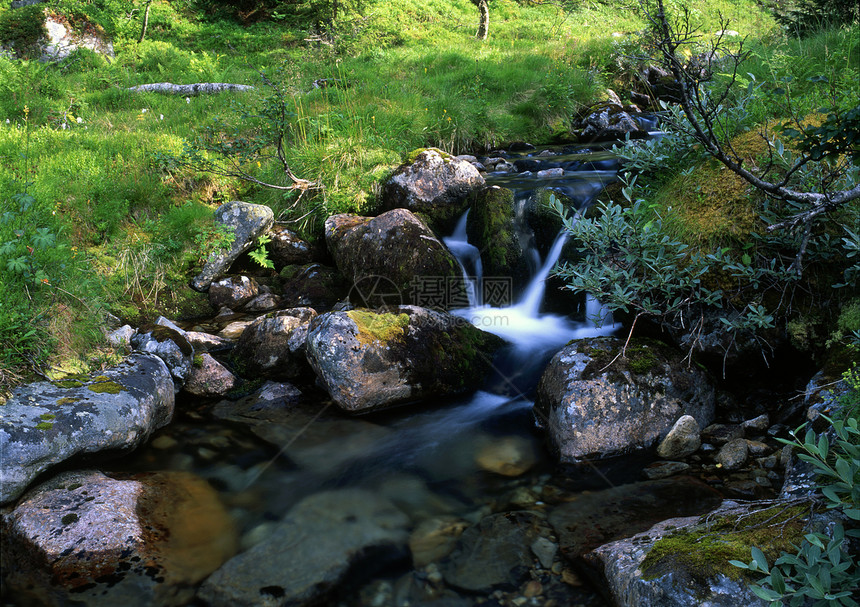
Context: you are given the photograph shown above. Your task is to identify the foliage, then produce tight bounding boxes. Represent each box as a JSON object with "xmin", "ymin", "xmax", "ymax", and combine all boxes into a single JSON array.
[
  {"xmin": 0, "ymin": 4, "xmax": 47, "ymax": 57},
  {"xmin": 767, "ymin": 0, "xmax": 860, "ymax": 35},
  {"xmin": 730, "ymin": 407, "xmax": 860, "ymax": 606}
]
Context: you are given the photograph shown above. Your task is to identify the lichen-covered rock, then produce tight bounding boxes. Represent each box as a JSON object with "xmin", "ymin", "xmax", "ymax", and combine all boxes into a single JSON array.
[
  {"xmin": 715, "ymin": 438, "xmax": 749, "ymax": 470},
  {"xmin": 184, "ymin": 353, "xmax": 238, "ymax": 397},
  {"xmin": 1, "ymin": 469, "xmax": 236, "ymax": 606},
  {"xmin": 534, "ymin": 337, "xmax": 715, "ymax": 463},
  {"xmin": 583, "ymin": 499, "xmax": 827, "ymax": 607},
  {"xmin": 131, "ymin": 324, "xmax": 194, "ymax": 387},
  {"xmin": 197, "ymin": 489, "xmax": 409, "ymax": 607},
  {"xmin": 305, "ymin": 306, "xmax": 504, "ymax": 413},
  {"xmin": 0, "ymin": 354, "xmax": 174, "ymax": 505},
  {"xmin": 381, "ymin": 148, "xmax": 485, "ymax": 233},
  {"xmin": 208, "ymin": 275, "xmax": 260, "ymax": 310},
  {"xmin": 190, "ymin": 201, "xmax": 274, "ymax": 292},
  {"xmin": 230, "ymin": 308, "xmax": 317, "ymax": 380},
  {"xmin": 324, "ymin": 209, "xmax": 462, "ymax": 309},
  {"xmin": 466, "ymin": 186, "xmax": 530, "ymax": 294},
  {"xmin": 577, "ymin": 105, "xmax": 645, "ymax": 142},
  {"xmin": 242, "ymin": 292, "xmax": 282, "ymax": 312}
]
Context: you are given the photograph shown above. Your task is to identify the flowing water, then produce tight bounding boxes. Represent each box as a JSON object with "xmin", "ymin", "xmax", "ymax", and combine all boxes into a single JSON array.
[{"xmin": 107, "ymin": 142, "xmax": 643, "ymax": 606}]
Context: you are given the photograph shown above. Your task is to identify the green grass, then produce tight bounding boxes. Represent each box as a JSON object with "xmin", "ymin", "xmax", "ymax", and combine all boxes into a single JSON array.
[{"xmin": 0, "ymin": 0, "xmax": 856, "ymax": 388}]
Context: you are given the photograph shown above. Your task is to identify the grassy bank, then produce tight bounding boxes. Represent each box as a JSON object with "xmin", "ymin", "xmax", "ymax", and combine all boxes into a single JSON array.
[{"xmin": 0, "ymin": 0, "xmax": 855, "ymax": 387}]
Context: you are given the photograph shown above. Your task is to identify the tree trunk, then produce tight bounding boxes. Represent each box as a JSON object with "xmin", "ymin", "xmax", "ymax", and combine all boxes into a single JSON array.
[
  {"xmin": 476, "ymin": 0, "xmax": 489, "ymax": 40},
  {"xmin": 138, "ymin": 0, "xmax": 152, "ymax": 44}
]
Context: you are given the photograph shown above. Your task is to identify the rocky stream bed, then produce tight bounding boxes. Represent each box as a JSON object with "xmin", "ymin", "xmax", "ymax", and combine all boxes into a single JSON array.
[{"xmin": 1, "ymin": 139, "xmax": 851, "ymax": 607}]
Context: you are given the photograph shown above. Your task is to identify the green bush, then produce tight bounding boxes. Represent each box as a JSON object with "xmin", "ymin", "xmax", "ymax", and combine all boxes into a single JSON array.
[{"xmin": 0, "ymin": 5, "xmax": 47, "ymax": 58}]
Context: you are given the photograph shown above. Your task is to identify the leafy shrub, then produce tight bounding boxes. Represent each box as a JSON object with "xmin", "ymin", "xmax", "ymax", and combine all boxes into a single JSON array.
[
  {"xmin": 731, "ymin": 403, "xmax": 860, "ymax": 606},
  {"xmin": 0, "ymin": 5, "xmax": 47, "ymax": 58}
]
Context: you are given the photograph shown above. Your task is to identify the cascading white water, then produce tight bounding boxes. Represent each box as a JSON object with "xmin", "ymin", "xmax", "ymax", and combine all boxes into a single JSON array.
[{"xmin": 447, "ymin": 216, "xmax": 620, "ymax": 353}]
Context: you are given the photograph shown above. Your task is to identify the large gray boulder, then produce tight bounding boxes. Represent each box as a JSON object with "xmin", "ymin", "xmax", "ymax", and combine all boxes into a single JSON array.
[
  {"xmin": 197, "ymin": 489, "xmax": 410, "ymax": 607},
  {"xmin": 0, "ymin": 354, "xmax": 174, "ymax": 505},
  {"xmin": 305, "ymin": 306, "xmax": 504, "ymax": 413},
  {"xmin": 1, "ymin": 469, "xmax": 237, "ymax": 606},
  {"xmin": 381, "ymin": 148, "xmax": 485, "ymax": 233},
  {"xmin": 190, "ymin": 201, "xmax": 274, "ymax": 292},
  {"xmin": 230, "ymin": 307, "xmax": 317, "ymax": 380},
  {"xmin": 324, "ymin": 209, "xmax": 463, "ymax": 309},
  {"xmin": 534, "ymin": 337, "xmax": 716, "ymax": 463},
  {"xmin": 583, "ymin": 498, "xmax": 835, "ymax": 607}
]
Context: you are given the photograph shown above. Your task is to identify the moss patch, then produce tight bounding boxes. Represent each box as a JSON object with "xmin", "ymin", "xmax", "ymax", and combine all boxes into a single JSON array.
[
  {"xmin": 347, "ymin": 310, "xmax": 410, "ymax": 346},
  {"xmin": 405, "ymin": 147, "xmax": 453, "ymax": 164},
  {"xmin": 640, "ymin": 504, "xmax": 809, "ymax": 585},
  {"xmin": 39, "ymin": 413, "xmax": 56, "ymax": 421},
  {"xmin": 35, "ymin": 422, "xmax": 54, "ymax": 430},
  {"xmin": 88, "ymin": 380, "xmax": 124, "ymax": 394},
  {"xmin": 581, "ymin": 337, "xmax": 674, "ymax": 381},
  {"xmin": 61, "ymin": 513, "xmax": 79, "ymax": 525},
  {"xmin": 56, "ymin": 397, "xmax": 81, "ymax": 405},
  {"xmin": 53, "ymin": 380, "xmax": 85, "ymax": 389}
]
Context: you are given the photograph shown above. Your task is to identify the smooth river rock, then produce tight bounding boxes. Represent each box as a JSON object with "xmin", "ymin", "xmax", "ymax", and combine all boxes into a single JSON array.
[
  {"xmin": 324, "ymin": 209, "xmax": 463, "ymax": 309},
  {"xmin": 197, "ymin": 489, "xmax": 410, "ymax": 607},
  {"xmin": 381, "ymin": 147, "xmax": 485, "ymax": 233},
  {"xmin": 1, "ymin": 469, "xmax": 237, "ymax": 606},
  {"xmin": 0, "ymin": 354, "xmax": 174, "ymax": 505},
  {"xmin": 534, "ymin": 337, "xmax": 716, "ymax": 463}
]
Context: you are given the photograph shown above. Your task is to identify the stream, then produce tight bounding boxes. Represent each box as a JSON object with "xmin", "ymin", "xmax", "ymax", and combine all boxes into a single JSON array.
[{"xmin": 99, "ymin": 140, "xmax": 721, "ymax": 606}]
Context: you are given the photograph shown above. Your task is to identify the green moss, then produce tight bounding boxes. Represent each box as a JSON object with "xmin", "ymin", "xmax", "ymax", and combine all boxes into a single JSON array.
[
  {"xmin": 640, "ymin": 505, "xmax": 809, "ymax": 585},
  {"xmin": 405, "ymin": 147, "xmax": 453, "ymax": 164},
  {"xmin": 61, "ymin": 513, "xmax": 79, "ymax": 525},
  {"xmin": 39, "ymin": 413, "xmax": 56, "ymax": 421},
  {"xmin": 66, "ymin": 483, "xmax": 82, "ymax": 491},
  {"xmin": 56, "ymin": 397, "xmax": 81, "ymax": 405},
  {"xmin": 53, "ymin": 380, "xmax": 84, "ymax": 389},
  {"xmin": 193, "ymin": 354, "xmax": 204, "ymax": 368},
  {"xmin": 35, "ymin": 422, "xmax": 54, "ymax": 430},
  {"xmin": 581, "ymin": 337, "xmax": 673, "ymax": 381},
  {"xmin": 88, "ymin": 381, "xmax": 124, "ymax": 394},
  {"xmin": 93, "ymin": 375, "xmax": 111, "ymax": 383},
  {"xmin": 347, "ymin": 309, "xmax": 410, "ymax": 346}
]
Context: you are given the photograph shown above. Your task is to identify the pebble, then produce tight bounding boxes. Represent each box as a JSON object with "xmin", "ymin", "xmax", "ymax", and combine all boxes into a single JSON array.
[
  {"xmin": 715, "ymin": 438, "xmax": 749, "ymax": 470},
  {"xmin": 523, "ymin": 580, "xmax": 543, "ymax": 597},
  {"xmin": 642, "ymin": 461, "xmax": 691, "ymax": 480},
  {"xmin": 742, "ymin": 414, "xmax": 770, "ymax": 433}
]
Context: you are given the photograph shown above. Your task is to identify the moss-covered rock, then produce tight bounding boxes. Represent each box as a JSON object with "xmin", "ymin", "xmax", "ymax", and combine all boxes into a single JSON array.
[
  {"xmin": 306, "ymin": 306, "xmax": 505, "ymax": 413},
  {"xmin": 0, "ymin": 354, "xmax": 174, "ymax": 505},
  {"xmin": 585, "ymin": 499, "xmax": 832, "ymax": 607},
  {"xmin": 466, "ymin": 186, "xmax": 531, "ymax": 294}
]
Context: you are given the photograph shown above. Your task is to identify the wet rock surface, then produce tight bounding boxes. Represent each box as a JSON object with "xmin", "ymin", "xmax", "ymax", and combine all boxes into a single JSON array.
[
  {"xmin": 534, "ymin": 337, "xmax": 716, "ymax": 463},
  {"xmin": 197, "ymin": 489, "xmax": 410, "ymax": 607},
  {"xmin": 0, "ymin": 354, "xmax": 174, "ymax": 505},
  {"xmin": 1, "ymin": 469, "xmax": 237, "ymax": 606}
]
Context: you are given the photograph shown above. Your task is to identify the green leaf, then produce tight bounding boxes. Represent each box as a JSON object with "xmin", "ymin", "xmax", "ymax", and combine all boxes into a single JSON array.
[
  {"xmin": 750, "ymin": 585, "xmax": 781, "ymax": 601},
  {"xmin": 770, "ymin": 567, "xmax": 786, "ymax": 594},
  {"xmin": 751, "ymin": 547, "xmax": 769, "ymax": 572}
]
